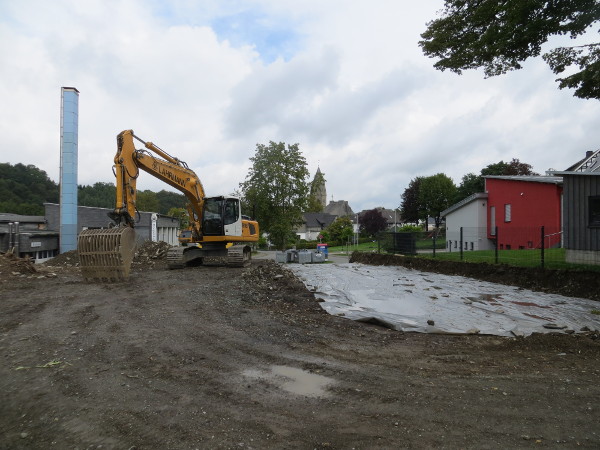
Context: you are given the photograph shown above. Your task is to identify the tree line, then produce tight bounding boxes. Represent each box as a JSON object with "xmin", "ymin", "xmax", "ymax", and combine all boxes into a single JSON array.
[{"xmin": 0, "ymin": 163, "xmax": 187, "ymax": 216}]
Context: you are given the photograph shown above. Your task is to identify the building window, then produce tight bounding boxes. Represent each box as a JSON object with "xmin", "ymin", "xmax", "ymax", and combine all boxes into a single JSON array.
[
  {"xmin": 590, "ymin": 196, "xmax": 600, "ymax": 227},
  {"xmin": 504, "ymin": 204, "xmax": 511, "ymax": 222}
]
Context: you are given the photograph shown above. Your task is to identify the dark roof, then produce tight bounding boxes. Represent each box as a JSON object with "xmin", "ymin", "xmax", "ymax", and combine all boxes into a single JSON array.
[
  {"xmin": 302, "ymin": 212, "xmax": 337, "ymax": 228},
  {"xmin": 441, "ymin": 193, "xmax": 488, "ymax": 217},
  {"xmin": 484, "ymin": 175, "xmax": 562, "ymax": 185},
  {"xmin": 0, "ymin": 213, "xmax": 46, "ymax": 223},
  {"xmin": 552, "ymin": 149, "xmax": 600, "ymax": 175}
]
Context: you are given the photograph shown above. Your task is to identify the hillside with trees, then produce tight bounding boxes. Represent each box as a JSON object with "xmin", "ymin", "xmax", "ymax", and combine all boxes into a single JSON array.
[
  {"xmin": 0, "ymin": 163, "xmax": 59, "ymax": 215},
  {"xmin": 0, "ymin": 163, "xmax": 187, "ymax": 216}
]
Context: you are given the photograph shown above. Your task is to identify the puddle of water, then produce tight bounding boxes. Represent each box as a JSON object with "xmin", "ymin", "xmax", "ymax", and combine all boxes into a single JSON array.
[{"xmin": 243, "ymin": 365, "xmax": 335, "ymax": 398}]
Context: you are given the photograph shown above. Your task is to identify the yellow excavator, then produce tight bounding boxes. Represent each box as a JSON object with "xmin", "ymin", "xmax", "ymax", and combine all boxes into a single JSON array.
[{"xmin": 77, "ymin": 130, "xmax": 259, "ymax": 281}]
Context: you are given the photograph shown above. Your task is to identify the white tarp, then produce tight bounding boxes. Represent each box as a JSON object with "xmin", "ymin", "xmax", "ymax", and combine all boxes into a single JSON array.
[{"xmin": 288, "ymin": 263, "xmax": 600, "ymax": 337}]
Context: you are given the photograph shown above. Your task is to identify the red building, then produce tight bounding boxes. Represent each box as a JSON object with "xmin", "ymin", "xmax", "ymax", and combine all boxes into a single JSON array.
[{"xmin": 485, "ymin": 176, "xmax": 563, "ymax": 250}]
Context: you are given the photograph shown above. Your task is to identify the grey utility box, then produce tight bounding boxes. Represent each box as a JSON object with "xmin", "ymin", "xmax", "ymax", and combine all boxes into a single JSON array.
[
  {"xmin": 297, "ymin": 250, "xmax": 313, "ymax": 264},
  {"xmin": 312, "ymin": 252, "xmax": 325, "ymax": 263}
]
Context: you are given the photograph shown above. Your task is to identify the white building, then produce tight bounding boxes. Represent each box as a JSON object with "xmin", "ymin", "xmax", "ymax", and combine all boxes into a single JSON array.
[{"xmin": 441, "ymin": 193, "xmax": 494, "ymax": 252}]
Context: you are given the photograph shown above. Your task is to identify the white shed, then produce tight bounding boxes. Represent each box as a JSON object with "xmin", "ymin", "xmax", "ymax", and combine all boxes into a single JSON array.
[{"xmin": 441, "ymin": 193, "xmax": 494, "ymax": 252}]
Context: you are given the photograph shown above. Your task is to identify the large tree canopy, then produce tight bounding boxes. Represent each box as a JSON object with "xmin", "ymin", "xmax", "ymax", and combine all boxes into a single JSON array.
[
  {"xmin": 400, "ymin": 176, "xmax": 424, "ymax": 225},
  {"xmin": 420, "ymin": 0, "xmax": 600, "ymax": 99},
  {"xmin": 360, "ymin": 209, "xmax": 388, "ymax": 237},
  {"xmin": 418, "ymin": 173, "xmax": 457, "ymax": 228},
  {"xmin": 240, "ymin": 141, "xmax": 310, "ymax": 250}
]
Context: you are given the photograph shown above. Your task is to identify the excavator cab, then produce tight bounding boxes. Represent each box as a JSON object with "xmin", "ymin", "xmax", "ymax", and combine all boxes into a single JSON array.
[{"xmin": 202, "ymin": 196, "xmax": 242, "ymax": 237}]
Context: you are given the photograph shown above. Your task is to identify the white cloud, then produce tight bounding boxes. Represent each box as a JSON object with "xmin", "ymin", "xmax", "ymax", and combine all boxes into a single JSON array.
[{"xmin": 1, "ymin": 0, "xmax": 599, "ymax": 214}]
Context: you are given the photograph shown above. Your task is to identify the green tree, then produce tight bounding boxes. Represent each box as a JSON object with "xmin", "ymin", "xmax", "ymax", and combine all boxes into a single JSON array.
[
  {"xmin": 0, "ymin": 163, "xmax": 59, "ymax": 215},
  {"xmin": 360, "ymin": 209, "xmax": 388, "ymax": 237},
  {"xmin": 78, "ymin": 182, "xmax": 116, "ymax": 208},
  {"xmin": 155, "ymin": 190, "xmax": 187, "ymax": 215},
  {"xmin": 240, "ymin": 141, "xmax": 310, "ymax": 250},
  {"xmin": 167, "ymin": 207, "xmax": 189, "ymax": 229},
  {"xmin": 136, "ymin": 190, "xmax": 160, "ymax": 212},
  {"xmin": 420, "ymin": 0, "xmax": 600, "ymax": 99},
  {"xmin": 481, "ymin": 158, "xmax": 538, "ymax": 176},
  {"xmin": 306, "ymin": 194, "xmax": 324, "ymax": 213},
  {"xmin": 454, "ymin": 172, "xmax": 485, "ymax": 203},
  {"xmin": 419, "ymin": 173, "xmax": 457, "ymax": 228},
  {"xmin": 400, "ymin": 177, "xmax": 423, "ymax": 226},
  {"xmin": 326, "ymin": 216, "xmax": 354, "ymax": 245}
]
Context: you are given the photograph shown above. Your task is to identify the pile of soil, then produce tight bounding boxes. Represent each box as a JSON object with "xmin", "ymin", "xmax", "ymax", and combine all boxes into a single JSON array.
[
  {"xmin": 44, "ymin": 250, "xmax": 79, "ymax": 267},
  {"xmin": 0, "ymin": 251, "xmax": 37, "ymax": 276},
  {"xmin": 350, "ymin": 251, "xmax": 600, "ymax": 301}
]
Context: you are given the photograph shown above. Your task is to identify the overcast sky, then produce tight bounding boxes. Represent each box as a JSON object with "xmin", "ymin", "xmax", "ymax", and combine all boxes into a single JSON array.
[{"xmin": 1, "ymin": 0, "xmax": 599, "ymax": 213}]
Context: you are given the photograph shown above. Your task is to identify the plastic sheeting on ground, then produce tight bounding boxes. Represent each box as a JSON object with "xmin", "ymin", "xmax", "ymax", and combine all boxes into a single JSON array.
[{"xmin": 287, "ymin": 262, "xmax": 600, "ymax": 337}]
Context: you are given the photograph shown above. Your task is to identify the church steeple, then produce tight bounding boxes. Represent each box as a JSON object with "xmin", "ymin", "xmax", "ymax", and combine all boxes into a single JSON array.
[{"xmin": 310, "ymin": 167, "xmax": 327, "ymax": 210}]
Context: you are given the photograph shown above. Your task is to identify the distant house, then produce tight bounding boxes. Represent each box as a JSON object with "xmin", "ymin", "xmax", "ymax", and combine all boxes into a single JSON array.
[
  {"xmin": 0, "ymin": 213, "xmax": 59, "ymax": 262},
  {"xmin": 484, "ymin": 176, "xmax": 563, "ymax": 250},
  {"xmin": 441, "ymin": 193, "xmax": 493, "ymax": 252},
  {"xmin": 551, "ymin": 150, "xmax": 600, "ymax": 265},
  {"xmin": 296, "ymin": 212, "xmax": 337, "ymax": 241}
]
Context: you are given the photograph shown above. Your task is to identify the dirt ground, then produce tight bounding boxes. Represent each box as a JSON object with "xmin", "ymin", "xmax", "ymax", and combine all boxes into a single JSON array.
[{"xmin": 1, "ymin": 246, "xmax": 600, "ymax": 449}]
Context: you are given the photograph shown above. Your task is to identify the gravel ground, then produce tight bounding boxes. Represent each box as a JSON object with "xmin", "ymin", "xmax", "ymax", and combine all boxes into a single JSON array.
[{"xmin": 1, "ymin": 249, "xmax": 599, "ymax": 449}]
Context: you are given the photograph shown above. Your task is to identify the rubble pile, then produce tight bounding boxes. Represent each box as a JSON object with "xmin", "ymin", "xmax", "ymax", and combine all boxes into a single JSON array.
[
  {"xmin": 242, "ymin": 260, "xmax": 319, "ymax": 308},
  {"xmin": 44, "ymin": 250, "xmax": 79, "ymax": 267},
  {"xmin": 132, "ymin": 240, "xmax": 172, "ymax": 266},
  {"xmin": 0, "ymin": 251, "xmax": 37, "ymax": 276}
]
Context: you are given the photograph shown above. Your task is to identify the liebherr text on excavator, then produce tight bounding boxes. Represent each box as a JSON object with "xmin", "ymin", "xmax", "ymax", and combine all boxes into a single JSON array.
[{"xmin": 77, "ymin": 130, "xmax": 259, "ymax": 281}]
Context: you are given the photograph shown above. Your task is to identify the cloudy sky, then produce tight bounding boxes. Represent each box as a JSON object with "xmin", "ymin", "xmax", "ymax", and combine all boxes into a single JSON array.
[{"xmin": 1, "ymin": 0, "xmax": 599, "ymax": 213}]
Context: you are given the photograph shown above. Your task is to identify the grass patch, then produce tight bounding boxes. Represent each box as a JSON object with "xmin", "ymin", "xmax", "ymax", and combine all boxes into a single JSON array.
[
  {"xmin": 418, "ymin": 248, "xmax": 600, "ymax": 272},
  {"xmin": 327, "ymin": 241, "xmax": 379, "ymax": 253}
]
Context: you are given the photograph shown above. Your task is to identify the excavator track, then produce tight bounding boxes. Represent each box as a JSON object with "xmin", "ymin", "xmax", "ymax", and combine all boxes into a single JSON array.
[
  {"xmin": 227, "ymin": 244, "xmax": 252, "ymax": 267},
  {"xmin": 77, "ymin": 227, "xmax": 136, "ymax": 282},
  {"xmin": 166, "ymin": 245, "xmax": 206, "ymax": 269},
  {"xmin": 166, "ymin": 246, "xmax": 186, "ymax": 269}
]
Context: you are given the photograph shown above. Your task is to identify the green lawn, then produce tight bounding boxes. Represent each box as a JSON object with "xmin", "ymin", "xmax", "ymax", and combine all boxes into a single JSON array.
[
  {"xmin": 326, "ymin": 241, "xmax": 379, "ymax": 253},
  {"xmin": 419, "ymin": 248, "xmax": 600, "ymax": 271}
]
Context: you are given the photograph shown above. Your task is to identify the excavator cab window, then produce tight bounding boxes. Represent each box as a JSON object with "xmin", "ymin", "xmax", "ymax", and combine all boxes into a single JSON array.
[{"xmin": 202, "ymin": 197, "xmax": 224, "ymax": 235}]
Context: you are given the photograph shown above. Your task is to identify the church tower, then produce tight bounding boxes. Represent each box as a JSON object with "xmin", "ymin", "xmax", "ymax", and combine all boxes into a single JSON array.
[{"xmin": 310, "ymin": 167, "xmax": 327, "ymax": 210}]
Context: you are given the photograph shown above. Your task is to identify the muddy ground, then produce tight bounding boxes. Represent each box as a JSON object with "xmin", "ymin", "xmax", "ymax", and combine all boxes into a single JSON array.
[{"xmin": 1, "ymin": 247, "xmax": 599, "ymax": 449}]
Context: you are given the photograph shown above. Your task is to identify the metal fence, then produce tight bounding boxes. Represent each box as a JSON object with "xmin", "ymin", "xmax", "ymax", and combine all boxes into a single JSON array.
[{"xmin": 376, "ymin": 226, "xmax": 588, "ymax": 270}]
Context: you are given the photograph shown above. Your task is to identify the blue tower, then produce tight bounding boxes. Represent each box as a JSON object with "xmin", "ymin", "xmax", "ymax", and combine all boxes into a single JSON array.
[{"xmin": 60, "ymin": 87, "xmax": 79, "ymax": 253}]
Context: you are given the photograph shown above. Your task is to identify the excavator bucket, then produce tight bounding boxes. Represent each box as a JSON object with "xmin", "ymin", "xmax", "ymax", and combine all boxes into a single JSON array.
[{"xmin": 77, "ymin": 227, "xmax": 136, "ymax": 282}]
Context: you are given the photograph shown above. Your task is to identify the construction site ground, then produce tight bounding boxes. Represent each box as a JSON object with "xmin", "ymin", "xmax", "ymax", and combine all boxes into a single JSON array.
[{"xmin": 1, "ymin": 244, "xmax": 599, "ymax": 449}]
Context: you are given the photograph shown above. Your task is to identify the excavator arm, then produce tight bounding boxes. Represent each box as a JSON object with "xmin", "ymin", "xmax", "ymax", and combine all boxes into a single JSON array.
[{"xmin": 110, "ymin": 130, "xmax": 205, "ymax": 240}]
